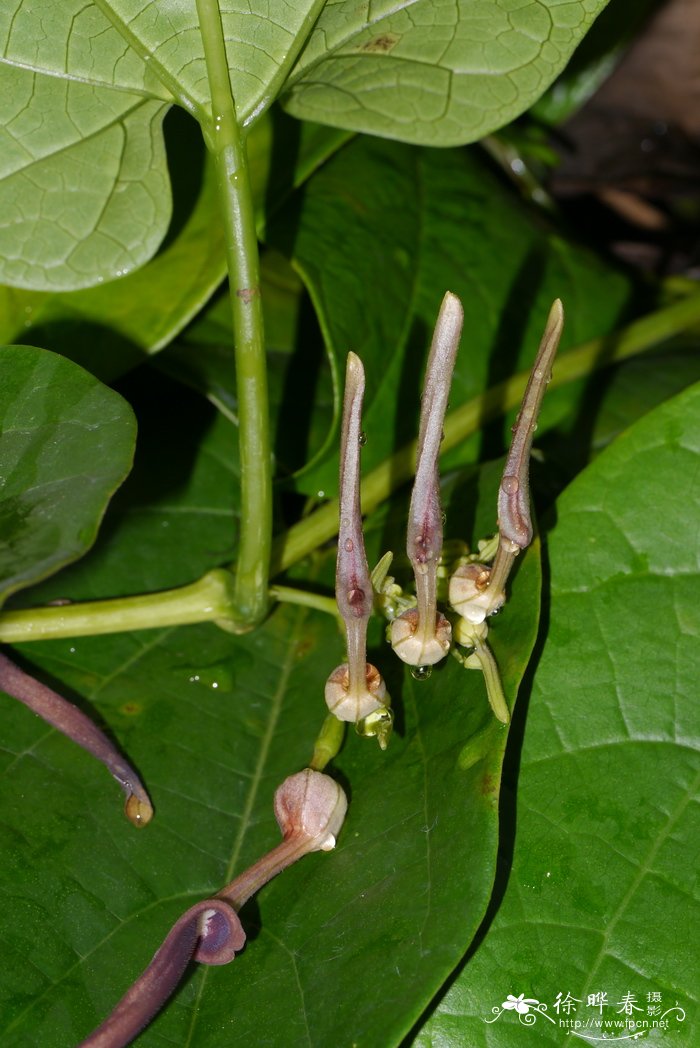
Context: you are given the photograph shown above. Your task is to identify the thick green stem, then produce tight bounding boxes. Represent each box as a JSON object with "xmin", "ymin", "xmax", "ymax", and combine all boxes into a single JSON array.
[
  {"xmin": 0, "ymin": 581, "xmax": 339, "ymax": 643},
  {"xmin": 197, "ymin": 0, "xmax": 271, "ymax": 630},
  {"xmin": 271, "ymin": 294, "xmax": 700, "ymax": 573},
  {"xmin": 0, "ymin": 571, "xmax": 237, "ymax": 642}
]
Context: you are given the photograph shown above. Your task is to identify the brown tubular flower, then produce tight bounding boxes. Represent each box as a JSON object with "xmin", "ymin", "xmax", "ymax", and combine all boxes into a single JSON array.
[
  {"xmin": 0, "ymin": 652, "xmax": 153, "ymax": 826},
  {"xmin": 325, "ymin": 353, "xmax": 389, "ymax": 725},
  {"xmin": 79, "ymin": 770, "xmax": 346, "ymax": 1048},
  {"xmin": 450, "ymin": 299, "xmax": 564, "ymax": 623},
  {"xmin": 77, "ymin": 900, "xmax": 246, "ymax": 1048},
  {"xmin": 391, "ymin": 292, "xmax": 463, "ymax": 666}
]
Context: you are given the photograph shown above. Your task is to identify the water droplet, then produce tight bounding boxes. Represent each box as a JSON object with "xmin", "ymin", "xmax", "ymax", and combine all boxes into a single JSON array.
[
  {"xmin": 69, "ymin": 646, "xmax": 76, "ymax": 654},
  {"xmin": 358, "ymin": 431, "xmax": 367, "ymax": 446},
  {"xmin": 317, "ymin": 490, "xmax": 325, "ymax": 498},
  {"xmin": 344, "ymin": 538, "xmax": 354, "ymax": 552},
  {"xmin": 501, "ymin": 474, "xmax": 519, "ymax": 495},
  {"xmin": 410, "ymin": 665, "xmax": 432, "ymax": 681},
  {"xmin": 189, "ymin": 674, "xmax": 200, "ymax": 683}
]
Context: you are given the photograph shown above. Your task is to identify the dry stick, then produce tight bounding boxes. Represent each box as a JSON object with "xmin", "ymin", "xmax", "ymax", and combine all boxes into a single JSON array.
[{"xmin": 0, "ymin": 653, "xmax": 152, "ymax": 826}]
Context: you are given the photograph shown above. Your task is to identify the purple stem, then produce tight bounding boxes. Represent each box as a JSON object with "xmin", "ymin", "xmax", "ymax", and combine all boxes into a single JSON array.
[
  {"xmin": 0, "ymin": 653, "xmax": 153, "ymax": 826},
  {"xmin": 77, "ymin": 900, "xmax": 246, "ymax": 1048}
]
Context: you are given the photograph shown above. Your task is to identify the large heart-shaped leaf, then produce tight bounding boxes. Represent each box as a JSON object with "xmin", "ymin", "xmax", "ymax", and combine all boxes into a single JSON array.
[
  {"xmin": 0, "ymin": 345, "xmax": 135, "ymax": 607},
  {"xmin": 283, "ymin": 0, "xmax": 610, "ymax": 144},
  {"xmin": 413, "ymin": 382, "xmax": 700, "ymax": 1046},
  {"xmin": 0, "ymin": 366, "xmax": 542, "ymax": 1044},
  {"xmin": 1, "ymin": 0, "xmax": 607, "ymax": 289}
]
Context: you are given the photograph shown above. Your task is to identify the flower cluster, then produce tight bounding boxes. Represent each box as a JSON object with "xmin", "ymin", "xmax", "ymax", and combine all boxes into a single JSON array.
[{"xmin": 326, "ymin": 294, "xmax": 563, "ymax": 731}]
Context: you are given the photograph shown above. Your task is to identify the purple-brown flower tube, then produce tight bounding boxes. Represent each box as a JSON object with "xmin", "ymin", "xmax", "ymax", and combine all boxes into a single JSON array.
[
  {"xmin": 0, "ymin": 652, "xmax": 153, "ymax": 826},
  {"xmin": 325, "ymin": 353, "xmax": 389, "ymax": 723},
  {"xmin": 450, "ymin": 299, "xmax": 564, "ymax": 623},
  {"xmin": 78, "ymin": 770, "xmax": 346, "ymax": 1048},
  {"xmin": 77, "ymin": 900, "xmax": 246, "ymax": 1048},
  {"xmin": 391, "ymin": 292, "xmax": 463, "ymax": 665}
]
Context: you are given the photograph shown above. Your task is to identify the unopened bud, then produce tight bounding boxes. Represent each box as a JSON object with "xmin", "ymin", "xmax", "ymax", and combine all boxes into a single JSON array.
[
  {"xmin": 324, "ymin": 662, "xmax": 389, "ymax": 722},
  {"xmin": 274, "ymin": 769, "xmax": 348, "ymax": 852},
  {"xmin": 390, "ymin": 608, "xmax": 452, "ymax": 665},
  {"xmin": 448, "ymin": 563, "xmax": 503, "ymax": 624}
]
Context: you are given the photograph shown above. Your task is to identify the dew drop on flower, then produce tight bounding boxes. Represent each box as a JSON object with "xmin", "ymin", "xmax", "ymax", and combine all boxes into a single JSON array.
[
  {"xmin": 410, "ymin": 665, "xmax": 432, "ymax": 681},
  {"xmin": 344, "ymin": 538, "xmax": 354, "ymax": 553}
]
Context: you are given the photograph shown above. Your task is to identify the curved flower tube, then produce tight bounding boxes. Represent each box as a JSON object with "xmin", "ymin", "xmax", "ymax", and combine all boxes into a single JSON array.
[
  {"xmin": 0, "ymin": 652, "xmax": 153, "ymax": 826},
  {"xmin": 77, "ymin": 900, "xmax": 246, "ymax": 1048}
]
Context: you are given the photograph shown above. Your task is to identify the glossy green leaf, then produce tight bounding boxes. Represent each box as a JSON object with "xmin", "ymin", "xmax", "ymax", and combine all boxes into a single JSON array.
[
  {"xmin": 283, "ymin": 0, "xmax": 610, "ymax": 144},
  {"xmin": 5, "ymin": 369, "xmax": 240, "ymax": 605},
  {"xmin": 414, "ymin": 382, "xmax": 700, "ymax": 1046},
  {"xmin": 0, "ymin": 412, "xmax": 541, "ymax": 1045},
  {"xmin": 263, "ymin": 135, "xmax": 632, "ymax": 495},
  {"xmin": 0, "ymin": 346, "xmax": 136, "ymax": 607}
]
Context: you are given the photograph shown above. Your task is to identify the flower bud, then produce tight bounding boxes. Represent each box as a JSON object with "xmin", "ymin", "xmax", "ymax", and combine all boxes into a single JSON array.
[
  {"xmin": 448, "ymin": 562, "xmax": 502, "ymax": 624},
  {"xmin": 390, "ymin": 608, "xmax": 451, "ymax": 665},
  {"xmin": 324, "ymin": 661, "xmax": 388, "ymax": 722},
  {"xmin": 274, "ymin": 768, "xmax": 348, "ymax": 852}
]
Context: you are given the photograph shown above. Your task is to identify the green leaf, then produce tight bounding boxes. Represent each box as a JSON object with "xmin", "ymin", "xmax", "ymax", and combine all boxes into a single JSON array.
[
  {"xmin": 1, "ymin": 0, "xmax": 608, "ymax": 290},
  {"xmin": 0, "ymin": 346, "xmax": 136, "ymax": 607},
  {"xmin": 0, "ymin": 103, "xmax": 348, "ymax": 373},
  {"xmin": 8, "ymin": 369, "xmax": 240, "ymax": 604},
  {"xmin": 283, "ymin": 0, "xmax": 611, "ymax": 144},
  {"xmin": 0, "ymin": 112, "xmax": 221, "ymax": 372},
  {"xmin": 264, "ymin": 135, "xmax": 632, "ymax": 495},
  {"xmin": 0, "ymin": 57, "xmax": 171, "ymax": 290},
  {"xmin": 414, "ymin": 382, "xmax": 700, "ymax": 1046},
  {"xmin": 0, "ymin": 394, "xmax": 541, "ymax": 1044}
]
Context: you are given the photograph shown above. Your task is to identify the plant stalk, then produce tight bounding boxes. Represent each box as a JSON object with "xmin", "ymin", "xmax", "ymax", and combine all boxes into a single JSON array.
[
  {"xmin": 0, "ymin": 571, "xmax": 238, "ymax": 642},
  {"xmin": 197, "ymin": 0, "xmax": 271, "ymax": 630}
]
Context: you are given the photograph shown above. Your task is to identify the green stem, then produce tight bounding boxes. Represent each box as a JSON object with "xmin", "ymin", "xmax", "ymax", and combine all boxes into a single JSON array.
[
  {"xmin": 310, "ymin": 715, "xmax": 346, "ymax": 771},
  {"xmin": 271, "ymin": 294, "xmax": 700, "ymax": 573},
  {"xmin": 472, "ymin": 637, "xmax": 510, "ymax": 725},
  {"xmin": 0, "ymin": 581, "xmax": 340, "ymax": 644},
  {"xmin": 197, "ymin": 0, "xmax": 271, "ymax": 630},
  {"xmin": 0, "ymin": 571, "xmax": 237, "ymax": 643},
  {"xmin": 270, "ymin": 586, "xmax": 341, "ymax": 621}
]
